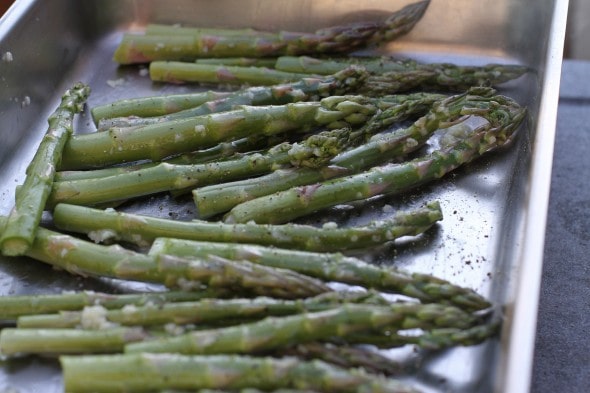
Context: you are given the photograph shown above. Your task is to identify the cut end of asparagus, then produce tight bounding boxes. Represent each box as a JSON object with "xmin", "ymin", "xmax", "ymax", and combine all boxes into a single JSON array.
[{"xmin": 0, "ymin": 237, "xmax": 31, "ymax": 257}]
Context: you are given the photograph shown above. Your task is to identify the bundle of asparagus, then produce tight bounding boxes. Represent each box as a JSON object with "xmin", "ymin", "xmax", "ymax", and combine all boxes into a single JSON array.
[{"xmin": 0, "ymin": 3, "xmax": 529, "ymax": 392}]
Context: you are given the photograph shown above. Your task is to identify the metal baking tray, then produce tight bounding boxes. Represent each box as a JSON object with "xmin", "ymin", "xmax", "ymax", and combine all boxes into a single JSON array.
[{"xmin": 0, "ymin": 0, "xmax": 567, "ymax": 392}]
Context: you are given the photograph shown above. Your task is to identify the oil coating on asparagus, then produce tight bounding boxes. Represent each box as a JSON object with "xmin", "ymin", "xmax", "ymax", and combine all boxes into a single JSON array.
[
  {"xmin": 193, "ymin": 88, "xmax": 509, "ymax": 217},
  {"xmin": 0, "ymin": 82, "xmax": 90, "ymax": 256},
  {"xmin": 224, "ymin": 89, "xmax": 526, "ymax": 223}
]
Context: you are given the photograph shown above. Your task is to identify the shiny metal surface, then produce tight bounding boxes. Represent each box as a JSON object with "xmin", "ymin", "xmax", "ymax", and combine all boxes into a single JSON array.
[{"xmin": 0, "ymin": 1, "xmax": 567, "ymax": 392}]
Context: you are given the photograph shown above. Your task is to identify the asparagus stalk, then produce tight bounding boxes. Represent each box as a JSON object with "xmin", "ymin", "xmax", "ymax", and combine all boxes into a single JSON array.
[
  {"xmin": 125, "ymin": 302, "xmax": 476, "ymax": 355},
  {"xmin": 147, "ymin": 237, "xmax": 491, "ymax": 311},
  {"xmin": 59, "ymin": 95, "xmax": 382, "ymax": 170},
  {"xmin": 283, "ymin": 342, "xmax": 406, "ymax": 377},
  {"xmin": 224, "ymin": 90, "xmax": 526, "ymax": 223},
  {"xmin": 61, "ymin": 354, "xmax": 420, "ymax": 392},
  {"xmin": 0, "ymin": 216, "xmax": 329, "ymax": 299},
  {"xmin": 113, "ymin": 1, "xmax": 430, "ymax": 64},
  {"xmin": 193, "ymin": 89, "xmax": 498, "ymax": 218},
  {"xmin": 96, "ymin": 66, "xmax": 369, "ymax": 129},
  {"xmin": 0, "ymin": 82, "xmax": 90, "ymax": 256},
  {"xmin": 144, "ymin": 24, "xmax": 273, "ymax": 37},
  {"xmin": 0, "ymin": 327, "xmax": 149, "ymax": 355},
  {"xmin": 55, "ymin": 136, "xmax": 272, "ymax": 182},
  {"xmin": 17, "ymin": 291, "xmax": 386, "ymax": 329},
  {"xmin": 50, "ymin": 92, "xmax": 442, "ymax": 206},
  {"xmin": 149, "ymin": 62, "xmax": 311, "ymax": 86},
  {"xmin": 0, "ymin": 290, "xmax": 227, "ymax": 320},
  {"xmin": 51, "ymin": 202, "xmax": 442, "ymax": 252},
  {"xmin": 344, "ymin": 319, "xmax": 501, "ymax": 350},
  {"xmin": 91, "ymin": 90, "xmax": 231, "ymax": 124},
  {"xmin": 275, "ymin": 56, "xmax": 529, "ymax": 90},
  {"xmin": 48, "ymin": 127, "xmax": 359, "ymax": 207},
  {"xmin": 195, "ymin": 57, "xmax": 278, "ymax": 68}
]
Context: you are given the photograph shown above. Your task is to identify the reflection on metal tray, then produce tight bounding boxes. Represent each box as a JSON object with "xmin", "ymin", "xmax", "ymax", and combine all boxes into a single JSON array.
[{"xmin": 0, "ymin": 1, "xmax": 567, "ymax": 392}]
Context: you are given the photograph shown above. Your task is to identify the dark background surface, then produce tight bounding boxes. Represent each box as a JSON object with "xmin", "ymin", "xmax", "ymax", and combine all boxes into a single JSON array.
[{"xmin": 531, "ymin": 60, "xmax": 590, "ymax": 392}]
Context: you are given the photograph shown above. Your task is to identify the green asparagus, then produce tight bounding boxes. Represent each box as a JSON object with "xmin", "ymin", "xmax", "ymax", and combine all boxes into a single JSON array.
[
  {"xmin": 50, "ymin": 92, "xmax": 442, "ymax": 206},
  {"xmin": 60, "ymin": 95, "xmax": 383, "ymax": 170},
  {"xmin": 96, "ymin": 66, "xmax": 369, "ymax": 129},
  {"xmin": 0, "ymin": 290, "xmax": 228, "ymax": 320},
  {"xmin": 344, "ymin": 319, "xmax": 501, "ymax": 350},
  {"xmin": 91, "ymin": 90, "xmax": 231, "ymax": 124},
  {"xmin": 0, "ymin": 82, "xmax": 90, "ymax": 256},
  {"xmin": 193, "ymin": 88, "xmax": 504, "ymax": 218},
  {"xmin": 51, "ymin": 202, "xmax": 442, "ymax": 252},
  {"xmin": 283, "ymin": 342, "xmax": 406, "ymax": 377},
  {"xmin": 149, "ymin": 62, "xmax": 311, "ymax": 86},
  {"xmin": 113, "ymin": 1, "xmax": 430, "ymax": 64},
  {"xmin": 0, "ymin": 216, "xmax": 329, "ymax": 298},
  {"xmin": 224, "ymin": 89, "xmax": 526, "ymax": 223},
  {"xmin": 61, "ymin": 354, "xmax": 420, "ymax": 392},
  {"xmin": 17, "ymin": 291, "xmax": 386, "ymax": 329},
  {"xmin": 0, "ymin": 327, "xmax": 149, "ymax": 355},
  {"xmin": 48, "ymin": 135, "xmax": 345, "ymax": 208},
  {"xmin": 125, "ymin": 302, "xmax": 476, "ymax": 354},
  {"xmin": 147, "ymin": 237, "xmax": 490, "ymax": 311},
  {"xmin": 195, "ymin": 57, "xmax": 278, "ymax": 68},
  {"xmin": 55, "ymin": 136, "xmax": 273, "ymax": 182},
  {"xmin": 275, "ymin": 56, "xmax": 529, "ymax": 90}
]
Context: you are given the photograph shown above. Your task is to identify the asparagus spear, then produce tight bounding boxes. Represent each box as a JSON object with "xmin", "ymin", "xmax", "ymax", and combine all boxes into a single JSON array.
[
  {"xmin": 55, "ymin": 136, "xmax": 272, "ymax": 182},
  {"xmin": 0, "ymin": 327, "xmax": 149, "ymax": 355},
  {"xmin": 48, "ymin": 135, "xmax": 343, "ymax": 207},
  {"xmin": 147, "ymin": 237, "xmax": 491, "ymax": 311},
  {"xmin": 283, "ymin": 342, "xmax": 406, "ymax": 377},
  {"xmin": 195, "ymin": 57, "xmax": 278, "ymax": 68},
  {"xmin": 0, "ymin": 216, "xmax": 329, "ymax": 299},
  {"xmin": 59, "ymin": 95, "xmax": 383, "ymax": 170},
  {"xmin": 50, "ymin": 92, "xmax": 442, "ymax": 206},
  {"xmin": 125, "ymin": 302, "xmax": 476, "ymax": 355},
  {"xmin": 91, "ymin": 90, "xmax": 231, "ymax": 124},
  {"xmin": 193, "ymin": 88, "xmax": 499, "ymax": 218},
  {"xmin": 149, "ymin": 62, "xmax": 311, "ymax": 86},
  {"xmin": 96, "ymin": 66, "xmax": 369, "ymax": 129},
  {"xmin": 61, "ymin": 354, "xmax": 420, "ymax": 392},
  {"xmin": 17, "ymin": 291, "xmax": 386, "ymax": 329},
  {"xmin": 224, "ymin": 90, "xmax": 526, "ymax": 223},
  {"xmin": 0, "ymin": 290, "xmax": 227, "ymax": 320},
  {"xmin": 113, "ymin": 1, "xmax": 430, "ymax": 64},
  {"xmin": 275, "ymin": 56, "xmax": 529, "ymax": 90},
  {"xmin": 51, "ymin": 202, "xmax": 442, "ymax": 252},
  {"xmin": 0, "ymin": 82, "xmax": 90, "ymax": 256},
  {"xmin": 344, "ymin": 319, "xmax": 501, "ymax": 350}
]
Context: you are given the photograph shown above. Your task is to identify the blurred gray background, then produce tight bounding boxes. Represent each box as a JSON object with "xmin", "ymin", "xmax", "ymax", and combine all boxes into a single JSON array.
[{"xmin": 565, "ymin": 0, "xmax": 589, "ymax": 59}]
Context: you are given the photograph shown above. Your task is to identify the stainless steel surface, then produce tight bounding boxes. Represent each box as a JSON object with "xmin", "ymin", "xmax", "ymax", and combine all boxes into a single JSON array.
[{"xmin": 0, "ymin": 1, "xmax": 567, "ymax": 392}]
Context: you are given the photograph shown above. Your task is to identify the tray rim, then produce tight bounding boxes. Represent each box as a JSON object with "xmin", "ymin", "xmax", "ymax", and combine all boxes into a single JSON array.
[{"xmin": 499, "ymin": 0, "xmax": 569, "ymax": 392}]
